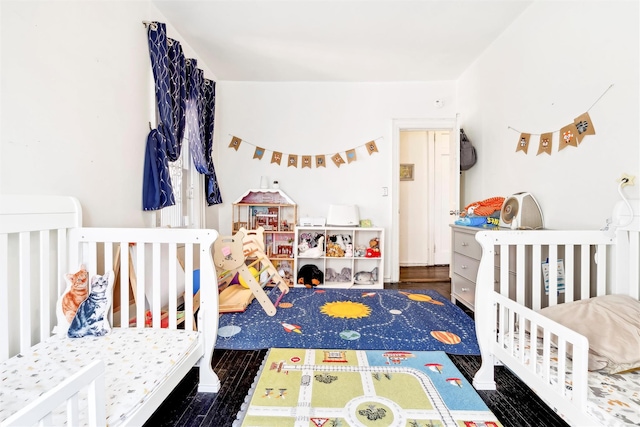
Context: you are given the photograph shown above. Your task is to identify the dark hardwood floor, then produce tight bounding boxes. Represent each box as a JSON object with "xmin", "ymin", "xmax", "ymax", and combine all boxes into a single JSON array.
[{"xmin": 145, "ymin": 266, "xmax": 568, "ymax": 427}]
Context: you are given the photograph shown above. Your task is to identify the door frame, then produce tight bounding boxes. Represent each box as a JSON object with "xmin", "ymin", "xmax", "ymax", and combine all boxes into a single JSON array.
[{"xmin": 391, "ymin": 117, "xmax": 460, "ymax": 282}]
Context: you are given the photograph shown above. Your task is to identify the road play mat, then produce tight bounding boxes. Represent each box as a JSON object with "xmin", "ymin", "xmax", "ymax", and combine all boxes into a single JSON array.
[{"xmin": 236, "ymin": 348, "xmax": 502, "ymax": 427}]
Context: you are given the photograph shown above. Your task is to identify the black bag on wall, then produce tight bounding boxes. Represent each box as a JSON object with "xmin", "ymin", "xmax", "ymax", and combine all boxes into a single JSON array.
[{"xmin": 460, "ymin": 128, "xmax": 477, "ymax": 171}]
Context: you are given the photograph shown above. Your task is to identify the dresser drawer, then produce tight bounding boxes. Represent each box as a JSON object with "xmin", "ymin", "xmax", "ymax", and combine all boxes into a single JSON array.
[
  {"xmin": 453, "ymin": 230, "xmax": 482, "ymax": 260},
  {"xmin": 452, "ymin": 274, "xmax": 476, "ymax": 309},
  {"xmin": 452, "ymin": 252, "xmax": 480, "ymax": 283}
]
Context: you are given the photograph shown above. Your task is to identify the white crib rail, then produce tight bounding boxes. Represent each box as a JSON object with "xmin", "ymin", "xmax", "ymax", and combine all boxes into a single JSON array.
[
  {"xmin": 0, "ymin": 360, "xmax": 106, "ymax": 427},
  {"xmin": 472, "ymin": 223, "xmax": 640, "ymax": 426}
]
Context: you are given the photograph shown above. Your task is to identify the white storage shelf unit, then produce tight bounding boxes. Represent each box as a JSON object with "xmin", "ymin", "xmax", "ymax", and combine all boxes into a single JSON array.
[{"xmin": 294, "ymin": 226, "xmax": 384, "ymax": 289}]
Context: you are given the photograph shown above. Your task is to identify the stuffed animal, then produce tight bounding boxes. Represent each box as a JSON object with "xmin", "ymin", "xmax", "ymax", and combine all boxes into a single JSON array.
[
  {"xmin": 326, "ymin": 242, "xmax": 345, "ymax": 257},
  {"xmin": 344, "ymin": 243, "xmax": 353, "ymax": 257},
  {"xmin": 299, "ymin": 235, "xmax": 325, "ymax": 258},
  {"xmin": 354, "ymin": 267, "xmax": 378, "ymax": 285},
  {"xmin": 354, "ymin": 245, "xmax": 367, "ymax": 257},
  {"xmin": 365, "ymin": 237, "xmax": 381, "ymax": 258},
  {"xmin": 336, "ymin": 267, "xmax": 352, "ymax": 282},
  {"xmin": 297, "ymin": 264, "xmax": 324, "ymax": 288}
]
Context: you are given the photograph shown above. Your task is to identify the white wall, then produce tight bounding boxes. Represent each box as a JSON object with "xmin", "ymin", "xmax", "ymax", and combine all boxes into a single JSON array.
[
  {"xmin": 457, "ymin": 0, "xmax": 639, "ymax": 229},
  {"xmin": 0, "ymin": 0, "xmax": 216, "ymax": 227},
  {"xmin": 213, "ymin": 81, "xmax": 458, "ymax": 279}
]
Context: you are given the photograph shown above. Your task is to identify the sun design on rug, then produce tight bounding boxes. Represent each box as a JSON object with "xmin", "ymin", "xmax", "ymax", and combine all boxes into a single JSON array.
[{"xmin": 320, "ymin": 301, "xmax": 371, "ymax": 319}]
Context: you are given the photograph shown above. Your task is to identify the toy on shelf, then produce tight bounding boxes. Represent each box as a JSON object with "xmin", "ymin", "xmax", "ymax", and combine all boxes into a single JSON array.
[
  {"xmin": 214, "ymin": 227, "xmax": 289, "ymax": 316},
  {"xmin": 297, "ymin": 264, "xmax": 324, "ymax": 288},
  {"xmin": 365, "ymin": 237, "xmax": 381, "ymax": 258}
]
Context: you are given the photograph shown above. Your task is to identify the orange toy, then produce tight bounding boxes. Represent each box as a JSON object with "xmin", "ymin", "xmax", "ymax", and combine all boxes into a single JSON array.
[{"xmin": 463, "ymin": 197, "xmax": 505, "ymax": 217}]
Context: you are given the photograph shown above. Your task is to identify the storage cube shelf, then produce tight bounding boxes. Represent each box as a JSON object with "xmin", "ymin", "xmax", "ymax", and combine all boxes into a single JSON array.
[
  {"xmin": 294, "ymin": 226, "xmax": 384, "ymax": 289},
  {"xmin": 232, "ymin": 189, "xmax": 298, "ymax": 286}
]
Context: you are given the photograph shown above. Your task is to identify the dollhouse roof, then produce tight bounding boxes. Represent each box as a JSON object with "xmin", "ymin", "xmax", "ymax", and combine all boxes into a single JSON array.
[{"xmin": 233, "ymin": 189, "xmax": 296, "ymax": 205}]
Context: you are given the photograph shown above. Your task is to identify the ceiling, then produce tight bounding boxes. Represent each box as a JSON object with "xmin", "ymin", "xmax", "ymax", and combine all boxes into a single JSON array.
[{"xmin": 152, "ymin": 0, "xmax": 533, "ymax": 82}]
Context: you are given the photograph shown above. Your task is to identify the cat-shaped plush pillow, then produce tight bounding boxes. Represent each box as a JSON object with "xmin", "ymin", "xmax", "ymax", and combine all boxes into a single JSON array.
[
  {"xmin": 54, "ymin": 265, "xmax": 89, "ymax": 335},
  {"xmin": 68, "ymin": 270, "xmax": 114, "ymax": 338}
]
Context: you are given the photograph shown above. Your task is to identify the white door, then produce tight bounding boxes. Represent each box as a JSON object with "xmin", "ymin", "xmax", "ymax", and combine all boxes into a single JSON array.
[
  {"xmin": 432, "ymin": 131, "xmax": 452, "ymax": 265},
  {"xmin": 391, "ymin": 119, "xmax": 459, "ymax": 282}
]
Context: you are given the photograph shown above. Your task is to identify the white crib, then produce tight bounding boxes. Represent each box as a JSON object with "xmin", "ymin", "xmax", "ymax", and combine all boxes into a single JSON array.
[
  {"xmin": 0, "ymin": 195, "xmax": 220, "ymax": 426},
  {"xmin": 472, "ymin": 200, "xmax": 640, "ymax": 426}
]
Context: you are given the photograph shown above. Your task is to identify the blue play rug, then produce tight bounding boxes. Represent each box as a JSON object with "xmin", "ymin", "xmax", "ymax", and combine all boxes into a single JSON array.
[{"xmin": 216, "ymin": 288, "xmax": 480, "ymax": 355}]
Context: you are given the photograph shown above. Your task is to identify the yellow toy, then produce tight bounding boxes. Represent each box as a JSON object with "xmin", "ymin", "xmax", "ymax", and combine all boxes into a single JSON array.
[{"xmin": 238, "ymin": 266, "xmax": 259, "ymax": 288}]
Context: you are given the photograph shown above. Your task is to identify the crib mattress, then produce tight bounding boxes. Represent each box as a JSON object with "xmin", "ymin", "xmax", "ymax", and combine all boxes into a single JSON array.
[
  {"xmin": 509, "ymin": 333, "xmax": 640, "ymax": 426},
  {"xmin": 0, "ymin": 327, "xmax": 200, "ymax": 426}
]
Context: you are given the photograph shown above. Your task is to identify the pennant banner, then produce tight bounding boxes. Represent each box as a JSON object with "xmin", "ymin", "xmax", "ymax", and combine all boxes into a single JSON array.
[
  {"xmin": 271, "ymin": 151, "xmax": 282, "ymax": 165},
  {"xmin": 302, "ymin": 155, "xmax": 312, "ymax": 168},
  {"xmin": 253, "ymin": 146, "xmax": 265, "ymax": 159},
  {"xmin": 332, "ymin": 153, "xmax": 345, "ymax": 167},
  {"xmin": 508, "ymin": 84, "xmax": 611, "ymax": 156},
  {"xmin": 537, "ymin": 132, "xmax": 553, "ymax": 156},
  {"xmin": 227, "ymin": 135, "xmax": 381, "ymax": 168},
  {"xmin": 574, "ymin": 112, "xmax": 595, "ymax": 144},
  {"xmin": 516, "ymin": 133, "xmax": 530, "ymax": 154},
  {"xmin": 229, "ymin": 136, "xmax": 242, "ymax": 151},
  {"xmin": 559, "ymin": 124, "xmax": 577, "ymax": 151}
]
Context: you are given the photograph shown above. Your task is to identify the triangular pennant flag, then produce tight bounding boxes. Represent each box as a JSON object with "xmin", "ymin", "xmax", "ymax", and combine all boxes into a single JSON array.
[
  {"xmin": 229, "ymin": 136, "xmax": 242, "ymax": 151},
  {"xmin": 253, "ymin": 146, "xmax": 265, "ymax": 159},
  {"xmin": 332, "ymin": 153, "xmax": 345, "ymax": 167},
  {"xmin": 346, "ymin": 149, "xmax": 357, "ymax": 163},
  {"xmin": 574, "ymin": 112, "xmax": 596, "ymax": 143},
  {"xmin": 315, "ymin": 155, "xmax": 326, "ymax": 168},
  {"xmin": 287, "ymin": 154, "xmax": 298, "ymax": 168},
  {"xmin": 271, "ymin": 151, "xmax": 282, "ymax": 165},
  {"xmin": 366, "ymin": 140, "xmax": 378, "ymax": 155},
  {"xmin": 516, "ymin": 133, "xmax": 530, "ymax": 154},
  {"xmin": 537, "ymin": 132, "xmax": 553, "ymax": 155},
  {"xmin": 301, "ymin": 155, "xmax": 312, "ymax": 168},
  {"xmin": 558, "ymin": 124, "xmax": 578, "ymax": 151}
]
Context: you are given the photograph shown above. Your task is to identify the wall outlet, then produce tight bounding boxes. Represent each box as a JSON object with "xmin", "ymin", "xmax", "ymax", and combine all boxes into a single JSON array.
[{"xmin": 618, "ymin": 173, "xmax": 636, "ymax": 187}]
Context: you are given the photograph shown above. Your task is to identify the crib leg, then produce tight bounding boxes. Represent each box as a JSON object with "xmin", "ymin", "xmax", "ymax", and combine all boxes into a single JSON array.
[{"xmin": 472, "ymin": 355, "xmax": 498, "ymax": 390}]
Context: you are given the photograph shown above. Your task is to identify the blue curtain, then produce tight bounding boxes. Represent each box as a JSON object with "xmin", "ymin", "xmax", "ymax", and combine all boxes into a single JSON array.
[
  {"xmin": 143, "ymin": 22, "xmax": 222, "ymax": 210},
  {"xmin": 186, "ymin": 59, "xmax": 222, "ymax": 206}
]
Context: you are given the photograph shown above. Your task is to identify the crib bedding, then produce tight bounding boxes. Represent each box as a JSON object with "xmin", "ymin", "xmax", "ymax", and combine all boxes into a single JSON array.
[
  {"xmin": 0, "ymin": 328, "xmax": 200, "ymax": 426},
  {"xmin": 508, "ymin": 333, "xmax": 640, "ymax": 426}
]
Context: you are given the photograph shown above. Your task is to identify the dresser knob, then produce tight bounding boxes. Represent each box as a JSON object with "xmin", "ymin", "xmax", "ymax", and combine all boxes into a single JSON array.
[
  {"xmin": 461, "ymin": 287, "xmax": 469, "ymax": 292},
  {"xmin": 461, "ymin": 242, "xmax": 468, "ymax": 247},
  {"xmin": 461, "ymin": 265, "xmax": 467, "ymax": 269}
]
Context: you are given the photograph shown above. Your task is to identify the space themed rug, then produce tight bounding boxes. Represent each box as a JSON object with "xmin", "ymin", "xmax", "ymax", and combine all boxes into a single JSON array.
[
  {"xmin": 216, "ymin": 288, "xmax": 480, "ymax": 355},
  {"xmin": 235, "ymin": 348, "xmax": 502, "ymax": 427}
]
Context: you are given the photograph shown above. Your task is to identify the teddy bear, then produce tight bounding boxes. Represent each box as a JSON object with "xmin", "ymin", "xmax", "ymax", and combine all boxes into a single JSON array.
[
  {"xmin": 365, "ymin": 237, "xmax": 381, "ymax": 258},
  {"xmin": 326, "ymin": 242, "xmax": 344, "ymax": 257}
]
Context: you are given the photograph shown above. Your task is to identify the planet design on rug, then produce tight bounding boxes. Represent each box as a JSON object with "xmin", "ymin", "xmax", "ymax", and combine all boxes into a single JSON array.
[
  {"xmin": 430, "ymin": 330, "xmax": 462, "ymax": 345},
  {"xmin": 320, "ymin": 301, "xmax": 371, "ymax": 319},
  {"xmin": 389, "ymin": 309, "xmax": 402, "ymax": 315},
  {"xmin": 339, "ymin": 330, "xmax": 361, "ymax": 341},
  {"xmin": 278, "ymin": 302, "xmax": 293, "ymax": 308},
  {"xmin": 399, "ymin": 291, "xmax": 444, "ymax": 305},
  {"xmin": 217, "ymin": 325, "xmax": 241, "ymax": 338}
]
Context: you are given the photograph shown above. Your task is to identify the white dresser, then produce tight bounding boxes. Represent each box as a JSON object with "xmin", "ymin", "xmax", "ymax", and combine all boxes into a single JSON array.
[{"xmin": 450, "ymin": 225, "xmax": 518, "ymax": 312}]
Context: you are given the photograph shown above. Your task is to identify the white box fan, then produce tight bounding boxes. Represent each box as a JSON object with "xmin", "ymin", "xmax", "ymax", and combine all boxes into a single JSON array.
[{"xmin": 499, "ymin": 192, "xmax": 544, "ymax": 230}]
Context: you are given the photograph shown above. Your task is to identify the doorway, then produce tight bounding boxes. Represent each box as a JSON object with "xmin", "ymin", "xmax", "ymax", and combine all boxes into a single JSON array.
[
  {"xmin": 399, "ymin": 130, "xmax": 452, "ymax": 266},
  {"xmin": 390, "ymin": 118, "xmax": 460, "ymax": 283}
]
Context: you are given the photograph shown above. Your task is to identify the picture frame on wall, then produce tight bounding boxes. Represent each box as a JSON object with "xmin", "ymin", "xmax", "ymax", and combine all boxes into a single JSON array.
[{"xmin": 400, "ymin": 164, "xmax": 414, "ymax": 181}]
